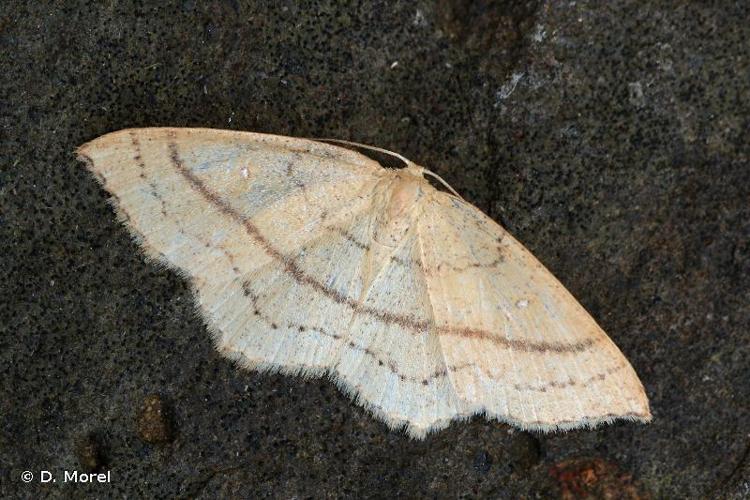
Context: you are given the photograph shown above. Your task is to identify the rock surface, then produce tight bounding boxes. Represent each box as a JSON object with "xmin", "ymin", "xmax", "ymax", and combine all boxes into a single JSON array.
[{"xmin": 1, "ymin": 1, "xmax": 748, "ymax": 497}]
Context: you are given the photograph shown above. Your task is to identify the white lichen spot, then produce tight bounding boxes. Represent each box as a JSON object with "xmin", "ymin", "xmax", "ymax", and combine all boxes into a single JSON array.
[
  {"xmin": 532, "ymin": 24, "xmax": 546, "ymax": 42},
  {"xmin": 516, "ymin": 299, "xmax": 529, "ymax": 309},
  {"xmin": 656, "ymin": 43, "xmax": 674, "ymax": 72},
  {"xmin": 495, "ymin": 72, "xmax": 524, "ymax": 105},
  {"xmin": 413, "ymin": 9, "xmax": 427, "ymax": 27},
  {"xmin": 241, "ymin": 167, "xmax": 249, "ymax": 178},
  {"xmin": 628, "ymin": 82, "xmax": 645, "ymax": 108}
]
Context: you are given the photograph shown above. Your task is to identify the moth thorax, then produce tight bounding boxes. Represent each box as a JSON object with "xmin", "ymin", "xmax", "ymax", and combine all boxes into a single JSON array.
[{"xmin": 373, "ymin": 174, "xmax": 426, "ymax": 248}]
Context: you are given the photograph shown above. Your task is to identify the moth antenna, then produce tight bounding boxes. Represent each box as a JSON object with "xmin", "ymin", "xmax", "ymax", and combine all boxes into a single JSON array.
[
  {"xmin": 312, "ymin": 138, "xmax": 413, "ymax": 169},
  {"xmin": 420, "ymin": 168, "xmax": 464, "ymax": 200},
  {"xmin": 313, "ymin": 138, "xmax": 464, "ymax": 200}
]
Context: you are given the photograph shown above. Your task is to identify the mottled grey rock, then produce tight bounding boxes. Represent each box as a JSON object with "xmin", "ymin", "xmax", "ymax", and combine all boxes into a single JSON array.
[{"xmin": 74, "ymin": 433, "xmax": 106, "ymax": 473}]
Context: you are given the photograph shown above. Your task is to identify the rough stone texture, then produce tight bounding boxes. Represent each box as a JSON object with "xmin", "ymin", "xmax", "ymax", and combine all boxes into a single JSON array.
[
  {"xmin": 1, "ymin": 1, "xmax": 748, "ymax": 498},
  {"xmin": 73, "ymin": 433, "xmax": 106, "ymax": 473}
]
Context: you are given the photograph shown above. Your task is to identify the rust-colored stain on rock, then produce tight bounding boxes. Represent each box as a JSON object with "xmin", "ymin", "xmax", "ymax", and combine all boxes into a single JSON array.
[
  {"xmin": 549, "ymin": 458, "xmax": 649, "ymax": 500},
  {"xmin": 136, "ymin": 394, "xmax": 174, "ymax": 444}
]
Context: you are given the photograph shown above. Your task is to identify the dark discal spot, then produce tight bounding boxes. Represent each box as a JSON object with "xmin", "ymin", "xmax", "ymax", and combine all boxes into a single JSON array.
[
  {"xmin": 298, "ymin": 326, "xmax": 305, "ymax": 332},
  {"xmin": 271, "ymin": 323, "xmax": 278, "ymax": 329},
  {"xmin": 378, "ymin": 360, "xmax": 384, "ymax": 366},
  {"xmin": 421, "ymin": 379, "xmax": 429, "ymax": 386},
  {"xmin": 348, "ymin": 341, "xmax": 356, "ymax": 348},
  {"xmin": 253, "ymin": 309, "xmax": 260, "ymax": 316}
]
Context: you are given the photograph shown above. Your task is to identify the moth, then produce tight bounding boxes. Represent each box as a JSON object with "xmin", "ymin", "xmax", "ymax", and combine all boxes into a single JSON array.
[{"xmin": 78, "ymin": 128, "xmax": 651, "ymax": 438}]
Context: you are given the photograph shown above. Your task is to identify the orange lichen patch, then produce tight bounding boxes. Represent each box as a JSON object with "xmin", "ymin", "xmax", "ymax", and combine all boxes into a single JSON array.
[
  {"xmin": 549, "ymin": 458, "xmax": 649, "ymax": 500},
  {"xmin": 136, "ymin": 394, "xmax": 174, "ymax": 444}
]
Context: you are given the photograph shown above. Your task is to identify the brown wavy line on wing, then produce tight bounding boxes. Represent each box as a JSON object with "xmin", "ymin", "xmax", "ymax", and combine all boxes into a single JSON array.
[{"xmin": 166, "ymin": 134, "xmax": 599, "ymax": 355}]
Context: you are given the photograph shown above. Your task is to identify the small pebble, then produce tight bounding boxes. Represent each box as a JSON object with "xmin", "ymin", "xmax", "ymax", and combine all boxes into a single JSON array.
[
  {"xmin": 509, "ymin": 432, "xmax": 542, "ymax": 471},
  {"xmin": 75, "ymin": 433, "xmax": 105, "ymax": 472},
  {"xmin": 136, "ymin": 394, "xmax": 174, "ymax": 444},
  {"xmin": 473, "ymin": 449, "xmax": 493, "ymax": 473}
]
